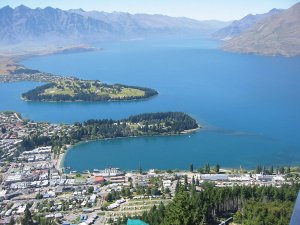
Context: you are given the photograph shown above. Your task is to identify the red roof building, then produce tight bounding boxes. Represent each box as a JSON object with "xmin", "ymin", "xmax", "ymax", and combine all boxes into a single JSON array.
[{"xmin": 94, "ymin": 176, "xmax": 105, "ymax": 184}]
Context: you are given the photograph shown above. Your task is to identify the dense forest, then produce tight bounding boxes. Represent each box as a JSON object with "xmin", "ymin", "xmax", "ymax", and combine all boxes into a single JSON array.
[
  {"xmin": 21, "ymin": 81, "xmax": 158, "ymax": 102},
  {"xmin": 117, "ymin": 183, "xmax": 299, "ymax": 225},
  {"xmin": 20, "ymin": 112, "xmax": 199, "ymax": 153}
]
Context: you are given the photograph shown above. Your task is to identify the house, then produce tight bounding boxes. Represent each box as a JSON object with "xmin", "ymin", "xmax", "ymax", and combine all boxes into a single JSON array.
[
  {"xmin": 16, "ymin": 205, "xmax": 26, "ymax": 214},
  {"xmin": 0, "ymin": 190, "xmax": 7, "ymax": 201},
  {"xmin": 94, "ymin": 176, "xmax": 105, "ymax": 184},
  {"xmin": 54, "ymin": 213, "xmax": 63, "ymax": 218}
]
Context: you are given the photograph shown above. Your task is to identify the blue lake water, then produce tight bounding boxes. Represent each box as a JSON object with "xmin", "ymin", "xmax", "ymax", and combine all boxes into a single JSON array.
[{"xmin": 1, "ymin": 39, "xmax": 300, "ymax": 170}]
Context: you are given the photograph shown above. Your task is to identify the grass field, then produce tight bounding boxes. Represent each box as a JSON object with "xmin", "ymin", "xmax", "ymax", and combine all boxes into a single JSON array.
[
  {"xmin": 22, "ymin": 79, "xmax": 158, "ymax": 102},
  {"xmin": 42, "ymin": 80, "xmax": 146, "ymax": 98}
]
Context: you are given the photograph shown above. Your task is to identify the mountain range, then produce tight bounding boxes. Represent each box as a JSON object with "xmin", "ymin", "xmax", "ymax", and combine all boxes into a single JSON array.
[
  {"xmin": 0, "ymin": 5, "xmax": 229, "ymax": 46},
  {"xmin": 212, "ymin": 8, "xmax": 283, "ymax": 40},
  {"xmin": 222, "ymin": 2, "xmax": 300, "ymax": 56},
  {"xmin": 1, "ymin": 4, "xmax": 299, "ymax": 57}
]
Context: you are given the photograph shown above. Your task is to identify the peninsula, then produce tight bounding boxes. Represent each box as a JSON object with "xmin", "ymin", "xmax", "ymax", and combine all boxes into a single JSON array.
[
  {"xmin": 21, "ymin": 79, "xmax": 158, "ymax": 102},
  {"xmin": 0, "ymin": 111, "xmax": 200, "ymax": 161},
  {"xmin": 22, "ymin": 112, "xmax": 200, "ymax": 154}
]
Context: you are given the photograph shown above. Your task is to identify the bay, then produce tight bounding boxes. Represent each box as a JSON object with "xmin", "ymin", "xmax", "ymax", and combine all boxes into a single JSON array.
[{"xmin": 1, "ymin": 39, "xmax": 300, "ymax": 170}]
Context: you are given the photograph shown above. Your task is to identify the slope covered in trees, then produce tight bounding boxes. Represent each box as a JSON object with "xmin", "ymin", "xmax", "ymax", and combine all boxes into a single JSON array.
[{"xmin": 124, "ymin": 183, "xmax": 299, "ymax": 225}]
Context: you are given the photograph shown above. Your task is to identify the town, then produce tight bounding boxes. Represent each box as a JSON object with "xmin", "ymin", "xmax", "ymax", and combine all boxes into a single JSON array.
[
  {"xmin": 1, "ymin": 141, "xmax": 298, "ymax": 224},
  {"xmin": 0, "ymin": 70, "xmax": 75, "ymax": 84},
  {"xmin": 0, "ymin": 112, "xmax": 73, "ymax": 162},
  {"xmin": 0, "ymin": 146, "xmax": 296, "ymax": 224}
]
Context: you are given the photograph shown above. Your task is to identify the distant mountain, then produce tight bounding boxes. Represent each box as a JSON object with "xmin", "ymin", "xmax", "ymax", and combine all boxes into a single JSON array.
[
  {"xmin": 222, "ymin": 3, "xmax": 300, "ymax": 56},
  {"xmin": 70, "ymin": 9, "xmax": 230, "ymax": 38},
  {"xmin": 0, "ymin": 5, "xmax": 228, "ymax": 46},
  {"xmin": 0, "ymin": 5, "xmax": 115, "ymax": 45},
  {"xmin": 212, "ymin": 8, "xmax": 283, "ymax": 40}
]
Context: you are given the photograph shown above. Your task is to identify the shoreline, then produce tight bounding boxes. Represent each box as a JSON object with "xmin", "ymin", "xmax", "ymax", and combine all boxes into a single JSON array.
[
  {"xmin": 0, "ymin": 45, "xmax": 99, "ymax": 75},
  {"xmin": 57, "ymin": 144, "xmax": 72, "ymax": 173},
  {"xmin": 21, "ymin": 92, "xmax": 158, "ymax": 103},
  {"xmin": 58, "ymin": 125, "xmax": 201, "ymax": 171}
]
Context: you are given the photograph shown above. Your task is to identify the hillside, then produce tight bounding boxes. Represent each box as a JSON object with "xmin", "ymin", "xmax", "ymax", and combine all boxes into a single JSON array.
[
  {"xmin": 222, "ymin": 3, "xmax": 300, "ymax": 56},
  {"xmin": 212, "ymin": 8, "xmax": 282, "ymax": 40},
  {"xmin": 0, "ymin": 5, "xmax": 228, "ymax": 46}
]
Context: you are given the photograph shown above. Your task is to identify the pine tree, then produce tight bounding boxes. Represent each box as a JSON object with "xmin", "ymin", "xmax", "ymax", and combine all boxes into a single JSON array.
[
  {"xmin": 256, "ymin": 165, "xmax": 262, "ymax": 174},
  {"xmin": 192, "ymin": 176, "xmax": 195, "ymax": 185},
  {"xmin": 162, "ymin": 187, "xmax": 193, "ymax": 225},
  {"xmin": 205, "ymin": 163, "xmax": 210, "ymax": 174},
  {"xmin": 189, "ymin": 163, "xmax": 194, "ymax": 173},
  {"xmin": 270, "ymin": 166, "xmax": 274, "ymax": 175},
  {"xmin": 215, "ymin": 164, "xmax": 220, "ymax": 173},
  {"xmin": 21, "ymin": 205, "xmax": 34, "ymax": 225}
]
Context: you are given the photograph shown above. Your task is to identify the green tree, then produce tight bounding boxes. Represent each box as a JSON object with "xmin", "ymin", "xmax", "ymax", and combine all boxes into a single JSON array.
[
  {"xmin": 162, "ymin": 187, "xmax": 193, "ymax": 225},
  {"xmin": 35, "ymin": 193, "xmax": 43, "ymax": 199},
  {"xmin": 205, "ymin": 163, "xmax": 210, "ymax": 174},
  {"xmin": 21, "ymin": 205, "xmax": 34, "ymax": 225},
  {"xmin": 88, "ymin": 186, "xmax": 94, "ymax": 194},
  {"xmin": 256, "ymin": 165, "xmax": 263, "ymax": 174},
  {"xmin": 192, "ymin": 176, "xmax": 195, "ymax": 185},
  {"xmin": 1, "ymin": 127, "xmax": 7, "ymax": 133},
  {"xmin": 279, "ymin": 166, "xmax": 285, "ymax": 174},
  {"xmin": 105, "ymin": 193, "xmax": 113, "ymax": 202},
  {"xmin": 215, "ymin": 164, "xmax": 220, "ymax": 173},
  {"xmin": 270, "ymin": 165, "xmax": 274, "ymax": 175},
  {"xmin": 189, "ymin": 164, "xmax": 194, "ymax": 173}
]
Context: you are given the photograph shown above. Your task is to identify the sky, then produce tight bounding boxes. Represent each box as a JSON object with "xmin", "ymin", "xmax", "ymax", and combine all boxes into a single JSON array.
[{"xmin": 0, "ymin": 0, "xmax": 299, "ymax": 21}]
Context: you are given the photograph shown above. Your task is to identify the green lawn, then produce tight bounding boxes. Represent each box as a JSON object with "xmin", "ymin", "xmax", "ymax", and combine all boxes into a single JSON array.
[{"xmin": 42, "ymin": 80, "xmax": 146, "ymax": 98}]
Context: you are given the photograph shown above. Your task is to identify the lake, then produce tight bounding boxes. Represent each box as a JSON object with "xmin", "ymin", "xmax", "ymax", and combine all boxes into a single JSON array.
[{"xmin": 1, "ymin": 39, "xmax": 300, "ymax": 170}]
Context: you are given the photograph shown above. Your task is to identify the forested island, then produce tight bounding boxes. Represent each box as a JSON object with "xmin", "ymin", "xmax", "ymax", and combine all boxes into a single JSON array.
[
  {"xmin": 20, "ymin": 112, "xmax": 200, "ymax": 153},
  {"xmin": 21, "ymin": 79, "xmax": 158, "ymax": 102}
]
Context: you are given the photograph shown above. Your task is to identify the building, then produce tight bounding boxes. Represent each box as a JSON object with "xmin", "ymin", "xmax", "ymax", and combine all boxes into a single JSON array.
[
  {"xmin": 94, "ymin": 168, "xmax": 124, "ymax": 177},
  {"xmin": 0, "ymin": 190, "xmax": 7, "ymax": 201},
  {"xmin": 200, "ymin": 174, "xmax": 229, "ymax": 181},
  {"xmin": 94, "ymin": 176, "xmax": 105, "ymax": 184}
]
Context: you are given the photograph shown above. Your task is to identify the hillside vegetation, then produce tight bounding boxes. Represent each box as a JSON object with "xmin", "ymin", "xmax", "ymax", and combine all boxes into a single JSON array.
[{"xmin": 121, "ymin": 183, "xmax": 299, "ymax": 225}]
